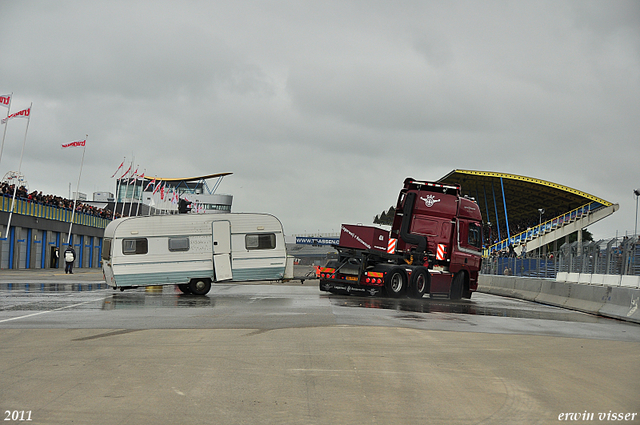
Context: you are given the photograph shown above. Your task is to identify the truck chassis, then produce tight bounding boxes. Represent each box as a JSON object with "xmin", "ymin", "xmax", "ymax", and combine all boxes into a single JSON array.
[{"xmin": 318, "ymin": 245, "xmax": 469, "ymax": 299}]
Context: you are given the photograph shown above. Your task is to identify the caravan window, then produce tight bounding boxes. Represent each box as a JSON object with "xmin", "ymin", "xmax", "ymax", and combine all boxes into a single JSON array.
[
  {"xmin": 122, "ymin": 238, "xmax": 148, "ymax": 255},
  {"xmin": 168, "ymin": 237, "xmax": 190, "ymax": 252},
  {"xmin": 246, "ymin": 233, "xmax": 276, "ymax": 250}
]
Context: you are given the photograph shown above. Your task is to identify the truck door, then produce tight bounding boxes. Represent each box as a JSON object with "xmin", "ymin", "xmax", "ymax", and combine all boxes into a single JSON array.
[{"xmin": 212, "ymin": 221, "xmax": 233, "ymax": 281}]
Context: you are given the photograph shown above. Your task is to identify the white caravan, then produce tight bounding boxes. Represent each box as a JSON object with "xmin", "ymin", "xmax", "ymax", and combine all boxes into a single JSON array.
[{"xmin": 102, "ymin": 213, "xmax": 287, "ymax": 295}]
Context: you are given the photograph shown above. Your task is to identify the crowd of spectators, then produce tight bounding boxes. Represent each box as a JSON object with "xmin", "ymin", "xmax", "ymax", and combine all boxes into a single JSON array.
[
  {"xmin": 488, "ymin": 210, "xmax": 562, "ymax": 245},
  {"xmin": 0, "ymin": 181, "xmax": 119, "ymax": 219}
]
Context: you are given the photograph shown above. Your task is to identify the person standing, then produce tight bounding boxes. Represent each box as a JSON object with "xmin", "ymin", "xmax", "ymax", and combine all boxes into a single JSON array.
[{"xmin": 64, "ymin": 240, "xmax": 76, "ymax": 274}]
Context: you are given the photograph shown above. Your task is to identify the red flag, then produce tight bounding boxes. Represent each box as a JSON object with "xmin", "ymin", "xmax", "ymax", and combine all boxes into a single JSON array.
[
  {"xmin": 121, "ymin": 164, "xmax": 132, "ymax": 179},
  {"xmin": 111, "ymin": 159, "xmax": 125, "ymax": 178},
  {"xmin": 144, "ymin": 178, "xmax": 155, "ymax": 191},
  {"xmin": 1, "ymin": 106, "xmax": 30, "ymax": 124},
  {"xmin": 153, "ymin": 181, "xmax": 163, "ymax": 195},
  {"xmin": 0, "ymin": 94, "xmax": 11, "ymax": 108},
  {"xmin": 61, "ymin": 139, "xmax": 86, "ymax": 148}
]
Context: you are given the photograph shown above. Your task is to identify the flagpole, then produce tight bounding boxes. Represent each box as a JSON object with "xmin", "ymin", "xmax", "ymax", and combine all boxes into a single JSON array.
[
  {"xmin": 148, "ymin": 176, "xmax": 157, "ymax": 216},
  {"xmin": 112, "ymin": 177, "xmax": 121, "ymax": 220},
  {"xmin": 0, "ymin": 92, "xmax": 13, "ymax": 170},
  {"xmin": 113, "ymin": 159, "xmax": 132, "ymax": 219},
  {"xmin": 67, "ymin": 136, "xmax": 87, "ymax": 244},
  {"xmin": 123, "ymin": 158, "xmax": 133, "ymax": 217},
  {"xmin": 5, "ymin": 103, "xmax": 31, "ymax": 239},
  {"xmin": 127, "ymin": 165, "xmax": 137, "ymax": 217},
  {"xmin": 135, "ymin": 169, "xmax": 145, "ymax": 216}
]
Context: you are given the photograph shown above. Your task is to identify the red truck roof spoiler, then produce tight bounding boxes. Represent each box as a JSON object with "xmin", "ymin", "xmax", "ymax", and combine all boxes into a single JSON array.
[{"xmin": 403, "ymin": 178, "xmax": 460, "ymax": 194}]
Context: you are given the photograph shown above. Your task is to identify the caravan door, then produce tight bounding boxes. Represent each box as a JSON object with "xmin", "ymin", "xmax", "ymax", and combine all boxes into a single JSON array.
[{"xmin": 212, "ymin": 220, "xmax": 233, "ymax": 281}]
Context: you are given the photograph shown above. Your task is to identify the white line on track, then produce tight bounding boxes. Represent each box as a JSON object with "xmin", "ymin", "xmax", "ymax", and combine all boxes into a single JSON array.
[{"xmin": 0, "ymin": 296, "xmax": 109, "ymax": 323}]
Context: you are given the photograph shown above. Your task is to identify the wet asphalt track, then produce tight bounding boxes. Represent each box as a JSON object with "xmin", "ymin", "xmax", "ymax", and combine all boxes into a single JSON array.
[{"xmin": 1, "ymin": 268, "xmax": 639, "ymax": 424}]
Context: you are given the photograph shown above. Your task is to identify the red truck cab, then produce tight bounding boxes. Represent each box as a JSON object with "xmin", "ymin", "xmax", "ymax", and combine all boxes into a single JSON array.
[{"xmin": 319, "ymin": 178, "xmax": 484, "ymax": 299}]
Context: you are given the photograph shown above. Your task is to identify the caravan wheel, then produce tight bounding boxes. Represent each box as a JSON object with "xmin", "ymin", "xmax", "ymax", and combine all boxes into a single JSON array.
[
  {"xmin": 189, "ymin": 278, "xmax": 212, "ymax": 296},
  {"xmin": 178, "ymin": 284, "xmax": 192, "ymax": 294}
]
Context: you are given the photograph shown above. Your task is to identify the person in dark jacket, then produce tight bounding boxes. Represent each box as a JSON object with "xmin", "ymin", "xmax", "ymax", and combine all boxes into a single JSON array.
[{"xmin": 64, "ymin": 240, "xmax": 76, "ymax": 274}]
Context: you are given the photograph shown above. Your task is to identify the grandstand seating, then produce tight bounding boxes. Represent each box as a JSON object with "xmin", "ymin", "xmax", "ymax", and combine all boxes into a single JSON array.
[{"xmin": 487, "ymin": 201, "xmax": 614, "ymax": 256}]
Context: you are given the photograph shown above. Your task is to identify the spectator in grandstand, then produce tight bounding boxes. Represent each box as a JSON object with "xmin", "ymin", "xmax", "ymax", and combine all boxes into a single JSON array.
[{"xmin": 0, "ymin": 181, "xmax": 114, "ymax": 219}]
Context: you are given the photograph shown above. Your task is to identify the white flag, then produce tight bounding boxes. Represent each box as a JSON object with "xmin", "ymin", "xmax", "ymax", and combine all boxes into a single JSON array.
[
  {"xmin": 61, "ymin": 139, "xmax": 86, "ymax": 148},
  {"xmin": 0, "ymin": 94, "xmax": 11, "ymax": 108},
  {"xmin": 1, "ymin": 106, "xmax": 30, "ymax": 124}
]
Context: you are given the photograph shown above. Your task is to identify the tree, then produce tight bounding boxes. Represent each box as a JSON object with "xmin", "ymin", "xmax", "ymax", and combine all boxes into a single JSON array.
[{"xmin": 374, "ymin": 206, "xmax": 395, "ymax": 225}]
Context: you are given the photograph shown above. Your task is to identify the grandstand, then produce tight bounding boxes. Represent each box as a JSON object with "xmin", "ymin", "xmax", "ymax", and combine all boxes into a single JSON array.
[
  {"xmin": 438, "ymin": 170, "xmax": 619, "ymax": 256},
  {"xmin": 0, "ymin": 172, "xmax": 233, "ymax": 270}
]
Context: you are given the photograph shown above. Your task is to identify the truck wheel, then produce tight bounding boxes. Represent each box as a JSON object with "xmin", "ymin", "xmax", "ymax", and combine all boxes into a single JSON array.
[
  {"xmin": 385, "ymin": 268, "xmax": 407, "ymax": 298},
  {"xmin": 450, "ymin": 272, "xmax": 464, "ymax": 300},
  {"xmin": 178, "ymin": 284, "xmax": 192, "ymax": 294},
  {"xmin": 189, "ymin": 278, "xmax": 211, "ymax": 296},
  {"xmin": 409, "ymin": 267, "xmax": 429, "ymax": 299}
]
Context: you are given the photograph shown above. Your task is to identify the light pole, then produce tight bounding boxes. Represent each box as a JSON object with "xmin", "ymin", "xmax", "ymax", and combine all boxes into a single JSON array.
[
  {"xmin": 634, "ymin": 189, "xmax": 640, "ymax": 236},
  {"xmin": 538, "ymin": 208, "xmax": 545, "ymax": 257}
]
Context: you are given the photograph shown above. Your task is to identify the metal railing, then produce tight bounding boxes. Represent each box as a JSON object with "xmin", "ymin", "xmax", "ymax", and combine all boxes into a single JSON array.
[
  {"xmin": 0, "ymin": 195, "xmax": 110, "ymax": 229},
  {"xmin": 482, "ymin": 235, "xmax": 640, "ymax": 278},
  {"xmin": 487, "ymin": 201, "xmax": 606, "ymax": 255}
]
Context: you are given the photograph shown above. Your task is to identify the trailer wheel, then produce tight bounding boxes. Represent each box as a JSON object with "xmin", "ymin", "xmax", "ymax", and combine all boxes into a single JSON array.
[
  {"xmin": 409, "ymin": 267, "xmax": 429, "ymax": 299},
  {"xmin": 385, "ymin": 268, "xmax": 407, "ymax": 298},
  {"xmin": 189, "ymin": 278, "xmax": 211, "ymax": 296},
  {"xmin": 177, "ymin": 284, "xmax": 192, "ymax": 294},
  {"xmin": 450, "ymin": 272, "xmax": 464, "ymax": 300}
]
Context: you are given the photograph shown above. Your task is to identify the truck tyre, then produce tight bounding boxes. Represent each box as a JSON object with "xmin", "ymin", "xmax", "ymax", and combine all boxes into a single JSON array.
[
  {"xmin": 450, "ymin": 272, "xmax": 464, "ymax": 300},
  {"xmin": 385, "ymin": 268, "xmax": 407, "ymax": 298},
  {"xmin": 409, "ymin": 267, "xmax": 429, "ymax": 299},
  {"xmin": 463, "ymin": 287, "xmax": 473, "ymax": 299},
  {"xmin": 177, "ymin": 284, "xmax": 192, "ymax": 294},
  {"xmin": 189, "ymin": 278, "xmax": 212, "ymax": 296}
]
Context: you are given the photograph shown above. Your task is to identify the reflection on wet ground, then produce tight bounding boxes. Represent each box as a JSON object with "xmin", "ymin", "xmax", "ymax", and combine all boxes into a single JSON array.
[
  {"xmin": 329, "ymin": 294, "xmax": 605, "ymax": 323},
  {"xmin": 0, "ymin": 282, "xmax": 109, "ymax": 292},
  {"xmin": 102, "ymin": 292, "xmax": 218, "ymax": 309},
  {"xmin": 101, "ymin": 292, "xmax": 297, "ymax": 310},
  {"xmin": 0, "ymin": 282, "xmax": 608, "ymax": 325}
]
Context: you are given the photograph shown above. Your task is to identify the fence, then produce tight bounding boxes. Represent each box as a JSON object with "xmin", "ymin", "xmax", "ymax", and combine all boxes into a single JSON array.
[
  {"xmin": 0, "ymin": 195, "xmax": 110, "ymax": 229},
  {"xmin": 482, "ymin": 236, "xmax": 640, "ymax": 278}
]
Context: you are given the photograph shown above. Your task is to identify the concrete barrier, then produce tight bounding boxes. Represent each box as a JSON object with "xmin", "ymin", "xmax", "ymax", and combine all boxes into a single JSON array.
[
  {"xmin": 512, "ymin": 278, "xmax": 543, "ymax": 301},
  {"xmin": 578, "ymin": 274, "xmax": 592, "ymax": 284},
  {"xmin": 479, "ymin": 274, "xmax": 640, "ymax": 324},
  {"xmin": 556, "ymin": 272, "xmax": 568, "ymax": 282},
  {"xmin": 620, "ymin": 275, "xmax": 640, "ymax": 289},
  {"xmin": 603, "ymin": 274, "xmax": 621, "ymax": 287},
  {"xmin": 564, "ymin": 283, "xmax": 609, "ymax": 314},
  {"xmin": 566, "ymin": 273, "xmax": 580, "ymax": 283},
  {"xmin": 535, "ymin": 280, "xmax": 571, "ymax": 307},
  {"xmin": 477, "ymin": 275, "xmax": 517, "ymax": 297},
  {"xmin": 590, "ymin": 274, "xmax": 605, "ymax": 286},
  {"xmin": 599, "ymin": 286, "xmax": 640, "ymax": 324}
]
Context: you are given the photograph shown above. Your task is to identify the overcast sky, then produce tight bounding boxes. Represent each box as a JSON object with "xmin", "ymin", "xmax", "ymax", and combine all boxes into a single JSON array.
[{"xmin": 1, "ymin": 1, "xmax": 639, "ymax": 239}]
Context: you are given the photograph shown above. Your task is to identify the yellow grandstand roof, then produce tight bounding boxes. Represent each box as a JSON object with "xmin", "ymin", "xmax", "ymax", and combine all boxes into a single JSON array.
[
  {"xmin": 438, "ymin": 169, "xmax": 612, "ymax": 226},
  {"xmin": 139, "ymin": 172, "xmax": 232, "ymax": 182}
]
